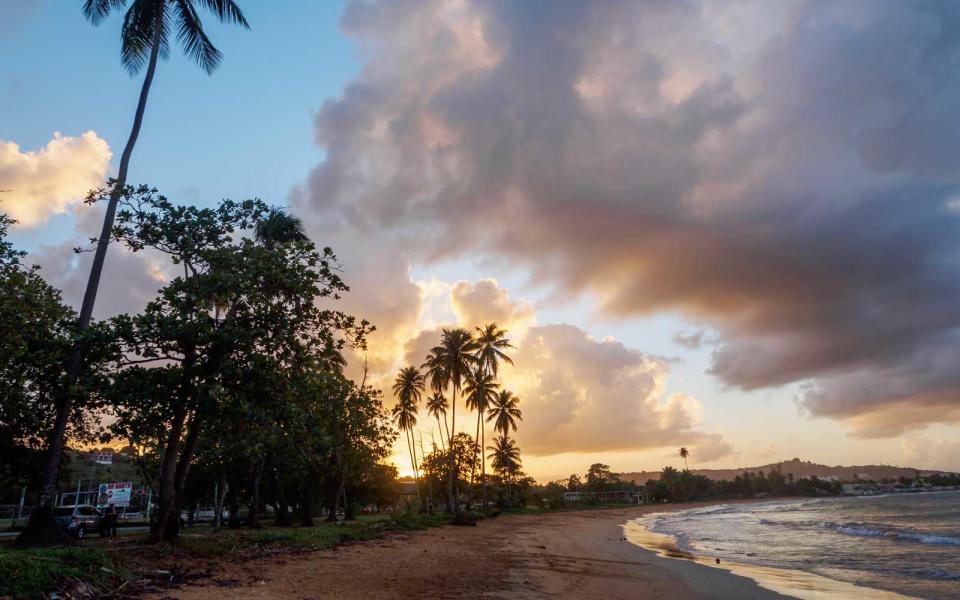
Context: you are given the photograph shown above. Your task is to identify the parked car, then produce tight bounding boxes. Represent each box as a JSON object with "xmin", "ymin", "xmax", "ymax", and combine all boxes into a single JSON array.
[{"xmin": 53, "ymin": 505, "xmax": 103, "ymax": 539}]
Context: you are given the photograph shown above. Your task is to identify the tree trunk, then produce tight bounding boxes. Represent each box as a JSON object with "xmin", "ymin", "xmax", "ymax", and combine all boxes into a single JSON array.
[
  {"xmin": 301, "ymin": 483, "xmax": 314, "ymax": 526},
  {"xmin": 161, "ymin": 410, "xmax": 200, "ymax": 541},
  {"xmin": 247, "ymin": 458, "xmax": 264, "ymax": 528},
  {"xmin": 213, "ymin": 476, "xmax": 227, "ymax": 531},
  {"xmin": 447, "ymin": 387, "xmax": 457, "ymax": 512},
  {"xmin": 151, "ymin": 404, "xmax": 187, "ymax": 542},
  {"xmin": 435, "ymin": 416, "xmax": 446, "ymax": 453},
  {"xmin": 228, "ymin": 486, "xmax": 241, "ymax": 529},
  {"xmin": 481, "ymin": 414, "xmax": 487, "ymax": 510},
  {"xmin": 406, "ymin": 429, "xmax": 422, "ymax": 508},
  {"xmin": 274, "ymin": 467, "xmax": 290, "ymax": 526},
  {"xmin": 467, "ymin": 410, "xmax": 481, "ymax": 510},
  {"xmin": 342, "ymin": 486, "xmax": 355, "ymax": 521},
  {"xmin": 17, "ymin": 7, "xmax": 164, "ymax": 548}
]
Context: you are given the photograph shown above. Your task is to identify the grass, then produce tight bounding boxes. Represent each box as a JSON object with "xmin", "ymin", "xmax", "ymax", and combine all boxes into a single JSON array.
[
  {"xmin": 0, "ymin": 546, "xmax": 123, "ymax": 599},
  {"xmin": 164, "ymin": 512, "xmax": 453, "ymax": 559}
]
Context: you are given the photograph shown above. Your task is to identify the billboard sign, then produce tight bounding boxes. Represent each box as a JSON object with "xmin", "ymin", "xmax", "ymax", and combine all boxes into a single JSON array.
[
  {"xmin": 98, "ymin": 482, "xmax": 133, "ymax": 507},
  {"xmin": 91, "ymin": 451, "xmax": 113, "ymax": 464}
]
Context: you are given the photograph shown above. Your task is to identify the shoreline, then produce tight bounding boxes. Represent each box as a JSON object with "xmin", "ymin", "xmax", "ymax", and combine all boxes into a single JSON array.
[
  {"xmin": 146, "ymin": 501, "xmax": 805, "ymax": 599},
  {"xmin": 624, "ymin": 500, "xmax": 913, "ymax": 600}
]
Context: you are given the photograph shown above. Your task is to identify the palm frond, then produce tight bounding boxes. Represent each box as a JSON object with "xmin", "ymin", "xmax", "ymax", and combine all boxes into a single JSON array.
[
  {"xmin": 196, "ymin": 0, "xmax": 249, "ymax": 28},
  {"xmin": 120, "ymin": 0, "xmax": 170, "ymax": 75},
  {"xmin": 82, "ymin": 0, "xmax": 128, "ymax": 25},
  {"xmin": 174, "ymin": 0, "xmax": 222, "ymax": 74}
]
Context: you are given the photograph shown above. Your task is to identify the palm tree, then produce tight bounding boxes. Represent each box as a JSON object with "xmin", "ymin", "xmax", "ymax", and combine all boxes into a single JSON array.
[
  {"xmin": 474, "ymin": 323, "xmax": 514, "ymax": 377},
  {"xmin": 20, "ymin": 0, "xmax": 250, "ymax": 546},
  {"xmin": 487, "ymin": 435, "xmax": 521, "ymax": 505},
  {"xmin": 255, "ymin": 207, "xmax": 308, "ymax": 247},
  {"xmin": 393, "ymin": 367, "xmax": 425, "ymax": 506},
  {"xmin": 679, "ymin": 447, "xmax": 689, "ymax": 472},
  {"xmin": 487, "ymin": 390, "xmax": 521, "ymax": 506},
  {"xmin": 422, "ymin": 328, "xmax": 477, "ymax": 512},
  {"xmin": 487, "ymin": 390, "xmax": 522, "ymax": 437},
  {"xmin": 473, "ymin": 323, "xmax": 513, "ymax": 508},
  {"xmin": 463, "ymin": 368, "xmax": 498, "ymax": 508},
  {"xmin": 425, "ymin": 392, "xmax": 449, "ymax": 451}
]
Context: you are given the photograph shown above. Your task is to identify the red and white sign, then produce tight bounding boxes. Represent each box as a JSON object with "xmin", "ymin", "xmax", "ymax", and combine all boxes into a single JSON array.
[
  {"xmin": 98, "ymin": 482, "xmax": 133, "ymax": 507},
  {"xmin": 91, "ymin": 451, "xmax": 113, "ymax": 465}
]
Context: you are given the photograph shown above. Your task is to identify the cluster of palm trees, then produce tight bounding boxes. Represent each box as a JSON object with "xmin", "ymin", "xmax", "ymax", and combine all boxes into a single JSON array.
[{"xmin": 392, "ymin": 324, "xmax": 523, "ymax": 511}]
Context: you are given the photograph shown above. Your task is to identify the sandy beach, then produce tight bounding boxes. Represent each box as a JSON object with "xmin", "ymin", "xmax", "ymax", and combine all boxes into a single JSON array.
[{"xmin": 151, "ymin": 504, "xmax": 790, "ymax": 599}]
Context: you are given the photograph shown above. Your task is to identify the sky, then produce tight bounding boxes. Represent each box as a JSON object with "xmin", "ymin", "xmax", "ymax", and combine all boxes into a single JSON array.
[{"xmin": 3, "ymin": 0, "xmax": 960, "ymax": 481}]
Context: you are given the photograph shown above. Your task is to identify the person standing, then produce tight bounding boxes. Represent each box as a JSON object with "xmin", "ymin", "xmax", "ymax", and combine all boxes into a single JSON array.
[{"xmin": 104, "ymin": 504, "xmax": 118, "ymax": 537}]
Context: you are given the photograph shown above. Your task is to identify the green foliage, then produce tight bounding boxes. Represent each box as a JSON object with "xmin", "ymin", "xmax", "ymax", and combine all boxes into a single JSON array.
[
  {"xmin": 643, "ymin": 466, "xmax": 843, "ymax": 503},
  {"xmin": 0, "ymin": 214, "xmax": 114, "ymax": 497},
  {"xmin": 0, "ymin": 547, "xmax": 117, "ymax": 599}
]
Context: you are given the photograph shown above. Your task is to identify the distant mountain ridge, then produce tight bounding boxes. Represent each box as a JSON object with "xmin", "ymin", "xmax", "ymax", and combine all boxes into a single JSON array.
[{"xmin": 620, "ymin": 457, "xmax": 953, "ymax": 483}]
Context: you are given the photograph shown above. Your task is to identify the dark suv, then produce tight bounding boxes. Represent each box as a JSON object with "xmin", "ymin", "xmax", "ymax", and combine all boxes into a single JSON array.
[{"xmin": 53, "ymin": 505, "xmax": 103, "ymax": 539}]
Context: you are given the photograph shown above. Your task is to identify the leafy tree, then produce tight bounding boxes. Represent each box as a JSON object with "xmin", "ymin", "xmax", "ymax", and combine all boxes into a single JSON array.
[
  {"xmin": 584, "ymin": 463, "xmax": 620, "ymax": 492},
  {"xmin": 419, "ymin": 433, "xmax": 479, "ymax": 510},
  {"xmin": 21, "ymin": 1, "xmax": 251, "ymax": 545},
  {"xmin": 2, "ymin": 216, "xmax": 115, "ymax": 546},
  {"xmin": 106, "ymin": 187, "xmax": 368, "ymax": 540}
]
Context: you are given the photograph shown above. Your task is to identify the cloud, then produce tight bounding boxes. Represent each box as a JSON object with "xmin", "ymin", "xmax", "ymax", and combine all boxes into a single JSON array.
[
  {"xmin": 0, "ymin": 132, "xmax": 112, "ymax": 227},
  {"xmin": 507, "ymin": 323, "xmax": 731, "ymax": 457},
  {"xmin": 297, "ymin": 0, "xmax": 960, "ymax": 436},
  {"xmin": 672, "ymin": 330, "xmax": 705, "ymax": 350},
  {"xmin": 902, "ymin": 437, "xmax": 960, "ymax": 471},
  {"xmin": 450, "ymin": 278, "xmax": 534, "ymax": 332}
]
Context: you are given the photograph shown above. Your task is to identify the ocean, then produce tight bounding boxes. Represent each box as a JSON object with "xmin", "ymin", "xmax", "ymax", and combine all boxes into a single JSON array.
[{"xmin": 628, "ymin": 491, "xmax": 960, "ymax": 599}]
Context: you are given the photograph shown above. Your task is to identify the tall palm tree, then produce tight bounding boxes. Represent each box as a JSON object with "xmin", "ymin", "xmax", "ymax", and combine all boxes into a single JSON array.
[
  {"xmin": 487, "ymin": 390, "xmax": 521, "ymax": 506},
  {"xmin": 473, "ymin": 323, "xmax": 513, "ymax": 508},
  {"xmin": 425, "ymin": 392, "xmax": 449, "ymax": 452},
  {"xmin": 422, "ymin": 328, "xmax": 477, "ymax": 512},
  {"xmin": 679, "ymin": 447, "xmax": 689, "ymax": 472},
  {"xmin": 463, "ymin": 368, "xmax": 498, "ymax": 508},
  {"xmin": 20, "ymin": 0, "xmax": 250, "ymax": 545},
  {"xmin": 474, "ymin": 323, "xmax": 514, "ymax": 377},
  {"xmin": 255, "ymin": 207, "xmax": 308, "ymax": 247},
  {"xmin": 487, "ymin": 436, "xmax": 521, "ymax": 505},
  {"xmin": 393, "ymin": 367, "xmax": 425, "ymax": 506}
]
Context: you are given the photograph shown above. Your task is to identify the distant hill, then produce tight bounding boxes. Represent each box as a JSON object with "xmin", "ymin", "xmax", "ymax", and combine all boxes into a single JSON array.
[{"xmin": 620, "ymin": 457, "xmax": 953, "ymax": 484}]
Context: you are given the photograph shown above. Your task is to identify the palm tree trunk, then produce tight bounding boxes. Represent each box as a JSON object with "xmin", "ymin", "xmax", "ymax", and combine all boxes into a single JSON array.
[
  {"xmin": 406, "ymin": 429, "xmax": 422, "ymax": 507},
  {"xmin": 447, "ymin": 387, "xmax": 457, "ymax": 512},
  {"xmin": 19, "ymin": 7, "xmax": 163, "ymax": 548},
  {"xmin": 435, "ymin": 416, "xmax": 446, "ymax": 453},
  {"xmin": 481, "ymin": 413, "xmax": 487, "ymax": 510},
  {"xmin": 467, "ymin": 410, "xmax": 481, "ymax": 509}
]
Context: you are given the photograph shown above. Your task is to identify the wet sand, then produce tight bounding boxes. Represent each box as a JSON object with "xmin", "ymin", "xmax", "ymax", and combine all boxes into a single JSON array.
[{"xmin": 148, "ymin": 503, "xmax": 792, "ymax": 599}]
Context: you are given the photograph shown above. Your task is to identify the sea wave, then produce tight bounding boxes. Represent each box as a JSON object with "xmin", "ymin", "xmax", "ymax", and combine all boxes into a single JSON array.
[{"xmin": 830, "ymin": 523, "xmax": 960, "ymax": 546}]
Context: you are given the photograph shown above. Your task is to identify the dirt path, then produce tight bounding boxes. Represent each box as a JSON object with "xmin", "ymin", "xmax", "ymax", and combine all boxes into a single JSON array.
[{"xmin": 146, "ymin": 506, "xmax": 784, "ymax": 599}]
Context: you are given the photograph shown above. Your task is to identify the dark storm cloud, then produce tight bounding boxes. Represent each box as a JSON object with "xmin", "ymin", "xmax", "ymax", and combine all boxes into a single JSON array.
[{"xmin": 300, "ymin": 0, "xmax": 960, "ymax": 436}]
